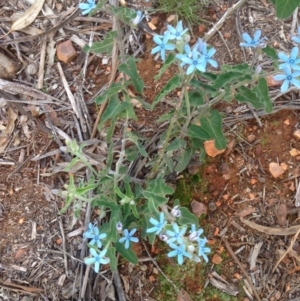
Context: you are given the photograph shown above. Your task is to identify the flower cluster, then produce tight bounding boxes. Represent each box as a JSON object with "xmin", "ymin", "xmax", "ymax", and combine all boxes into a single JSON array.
[
  {"xmin": 273, "ymin": 45, "xmax": 300, "ymax": 93},
  {"xmin": 146, "ymin": 210, "xmax": 210, "ymax": 265},
  {"xmin": 151, "ymin": 21, "xmax": 217, "ymax": 74},
  {"xmin": 240, "ymin": 28, "xmax": 300, "ymax": 93},
  {"xmin": 83, "ymin": 223, "xmax": 109, "ymax": 272}
]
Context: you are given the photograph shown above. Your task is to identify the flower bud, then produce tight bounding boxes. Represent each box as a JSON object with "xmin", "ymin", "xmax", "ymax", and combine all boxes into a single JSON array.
[
  {"xmin": 171, "ymin": 205, "xmax": 181, "ymax": 217},
  {"xmin": 188, "ymin": 231, "xmax": 198, "ymax": 241},
  {"xmin": 187, "ymin": 244, "xmax": 195, "ymax": 253},
  {"xmin": 116, "ymin": 222, "xmax": 123, "ymax": 232},
  {"xmin": 159, "ymin": 233, "xmax": 168, "ymax": 242}
]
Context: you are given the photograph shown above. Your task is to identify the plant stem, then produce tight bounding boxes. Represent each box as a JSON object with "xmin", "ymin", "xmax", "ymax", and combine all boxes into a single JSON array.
[{"xmin": 147, "ymin": 81, "xmax": 188, "ymax": 180}]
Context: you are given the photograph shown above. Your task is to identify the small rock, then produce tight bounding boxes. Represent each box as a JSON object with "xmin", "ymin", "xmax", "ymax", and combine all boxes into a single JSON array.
[
  {"xmin": 198, "ymin": 24, "xmax": 206, "ymax": 34},
  {"xmin": 247, "ymin": 134, "xmax": 256, "ymax": 143},
  {"xmin": 293, "ymin": 129, "xmax": 300, "ymax": 140},
  {"xmin": 190, "ymin": 200, "xmax": 207, "ymax": 216},
  {"xmin": 57, "ymin": 40, "xmax": 77, "ymax": 64},
  {"xmin": 269, "ymin": 162, "xmax": 285, "ymax": 178},
  {"xmin": 276, "ymin": 204, "xmax": 287, "ymax": 226},
  {"xmin": 224, "ymin": 32, "xmax": 231, "ymax": 39},
  {"xmin": 218, "ymin": 162, "xmax": 230, "ymax": 174}
]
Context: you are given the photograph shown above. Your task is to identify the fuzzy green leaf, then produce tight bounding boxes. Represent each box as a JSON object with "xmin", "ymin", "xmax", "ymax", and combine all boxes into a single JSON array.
[
  {"xmin": 95, "ymin": 82, "xmax": 123, "ymax": 105},
  {"xmin": 235, "ymin": 86, "xmax": 264, "ymax": 109},
  {"xmin": 167, "ymin": 138, "xmax": 186, "ymax": 152},
  {"xmin": 175, "ymin": 147, "xmax": 193, "ymax": 173},
  {"xmin": 86, "ymin": 31, "xmax": 117, "ymax": 54},
  {"xmin": 107, "ymin": 247, "xmax": 117, "ymax": 271},
  {"xmin": 115, "ymin": 242, "xmax": 138, "ymax": 264},
  {"xmin": 274, "ymin": 0, "xmax": 300, "ymax": 19},
  {"xmin": 252, "ymin": 78, "xmax": 273, "ymax": 113},
  {"xmin": 188, "ymin": 124, "xmax": 210, "ymax": 141},
  {"xmin": 152, "ymin": 75, "xmax": 182, "ymax": 108},
  {"xmin": 143, "ymin": 174, "xmax": 174, "ymax": 206},
  {"xmin": 262, "ymin": 45, "xmax": 278, "ymax": 61},
  {"xmin": 110, "ymin": 6, "xmax": 136, "ymax": 25},
  {"xmin": 178, "ymin": 207, "xmax": 199, "ymax": 227},
  {"xmin": 98, "ymin": 95, "xmax": 129, "ymax": 128},
  {"xmin": 119, "ymin": 57, "xmax": 144, "ymax": 94},
  {"xmin": 199, "ymin": 110, "xmax": 227, "ymax": 150}
]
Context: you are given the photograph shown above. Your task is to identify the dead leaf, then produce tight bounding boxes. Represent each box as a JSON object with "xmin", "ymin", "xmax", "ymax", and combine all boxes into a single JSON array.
[
  {"xmin": 177, "ymin": 288, "xmax": 193, "ymax": 301},
  {"xmin": 0, "ymin": 52, "xmax": 20, "ymax": 80},
  {"xmin": 204, "ymin": 140, "xmax": 225, "ymax": 157},
  {"xmin": 212, "ymin": 254, "xmax": 223, "ymax": 264},
  {"xmin": 44, "ymin": 104, "xmax": 60, "ymax": 126},
  {"xmin": 235, "ymin": 207, "xmax": 256, "ymax": 218},
  {"xmin": 10, "ymin": 0, "xmax": 45, "ymax": 32},
  {"xmin": 0, "ymin": 106, "xmax": 18, "ymax": 154}
]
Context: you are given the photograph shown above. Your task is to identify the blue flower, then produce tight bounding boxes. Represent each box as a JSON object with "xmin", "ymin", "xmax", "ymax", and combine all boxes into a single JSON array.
[
  {"xmin": 273, "ymin": 66, "xmax": 300, "ymax": 93},
  {"xmin": 85, "ymin": 248, "xmax": 109, "ymax": 273},
  {"xmin": 179, "ymin": 47, "xmax": 206, "ymax": 74},
  {"xmin": 168, "ymin": 243, "xmax": 192, "ymax": 265},
  {"xmin": 188, "ymin": 224, "xmax": 204, "ymax": 241},
  {"xmin": 83, "ymin": 223, "xmax": 96, "ymax": 238},
  {"xmin": 196, "ymin": 238, "xmax": 210, "ymax": 262},
  {"xmin": 194, "ymin": 38, "xmax": 205, "ymax": 53},
  {"xmin": 132, "ymin": 10, "xmax": 144, "ymax": 26},
  {"xmin": 166, "ymin": 223, "xmax": 186, "ymax": 244},
  {"xmin": 240, "ymin": 29, "xmax": 266, "ymax": 48},
  {"xmin": 151, "ymin": 33, "xmax": 176, "ymax": 61},
  {"xmin": 84, "ymin": 225, "xmax": 107, "ymax": 249},
  {"xmin": 79, "ymin": 0, "xmax": 96, "ymax": 15},
  {"xmin": 146, "ymin": 212, "xmax": 166, "ymax": 235},
  {"xmin": 167, "ymin": 21, "xmax": 188, "ymax": 41},
  {"xmin": 176, "ymin": 44, "xmax": 192, "ymax": 67},
  {"xmin": 200, "ymin": 43, "xmax": 218, "ymax": 69},
  {"xmin": 119, "ymin": 228, "xmax": 139, "ymax": 249},
  {"xmin": 291, "ymin": 26, "xmax": 300, "ymax": 44},
  {"xmin": 278, "ymin": 47, "xmax": 300, "ymax": 70}
]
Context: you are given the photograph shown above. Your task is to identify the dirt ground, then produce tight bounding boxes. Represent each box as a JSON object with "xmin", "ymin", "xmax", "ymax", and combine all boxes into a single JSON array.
[{"xmin": 2, "ymin": 0, "xmax": 300, "ymax": 300}]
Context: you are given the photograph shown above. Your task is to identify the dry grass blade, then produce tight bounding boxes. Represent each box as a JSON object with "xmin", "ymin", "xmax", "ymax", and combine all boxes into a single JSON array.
[
  {"xmin": 272, "ymin": 225, "xmax": 300, "ymax": 274},
  {"xmin": 240, "ymin": 217, "xmax": 300, "ymax": 235},
  {"xmin": 10, "ymin": 0, "xmax": 45, "ymax": 32}
]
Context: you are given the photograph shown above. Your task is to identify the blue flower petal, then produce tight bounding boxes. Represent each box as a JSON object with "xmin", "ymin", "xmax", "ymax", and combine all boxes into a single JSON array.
[
  {"xmin": 242, "ymin": 32, "xmax": 252, "ymax": 44},
  {"xmin": 281, "ymin": 80, "xmax": 289, "ymax": 93},
  {"xmin": 253, "ymin": 29, "xmax": 262, "ymax": 42}
]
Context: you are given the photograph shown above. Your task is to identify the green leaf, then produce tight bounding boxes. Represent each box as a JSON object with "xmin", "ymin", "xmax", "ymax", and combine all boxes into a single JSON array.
[
  {"xmin": 98, "ymin": 95, "xmax": 129, "ymax": 128},
  {"xmin": 125, "ymin": 145, "xmax": 140, "ymax": 161},
  {"xmin": 199, "ymin": 110, "xmax": 227, "ymax": 150},
  {"xmin": 143, "ymin": 174, "xmax": 174, "ymax": 206},
  {"xmin": 107, "ymin": 247, "xmax": 117, "ymax": 271},
  {"xmin": 142, "ymin": 214, "xmax": 156, "ymax": 243},
  {"xmin": 190, "ymin": 79, "xmax": 216, "ymax": 94},
  {"xmin": 213, "ymin": 71, "xmax": 247, "ymax": 89},
  {"xmin": 188, "ymin": 90, "xmax": 204, "ymax": 106},
  {"xmin": 252, "ymin": 78, "xmax": 273, "ymax": 113},
  {"xmin": 178, "ymin": 207, "xmax": 199, "ymax": 227},
  {"xmin": 221, "ymin": 63, "xmax": 250, "ymax": 72},
  {"xmin": 235, "ymin": 86, "xmax": 264, "ymax": 110},
  {"xmin": 92, "ymin": 195, "xmax": 119, "ymax": 212},
  {"xmin": 175, "ymin": 147, "xmax": 193, "ymax": 173},
  {"xmin": 110, "ymin": 6, "xmax": 136, "ymax": 25},
  {"xmin": 95, "ymin": 82, "xmax": 124, "ymax": 105},
  {"xmin": 86, "ymin": 31, "xmax": 117, "ymax": 54},
  {"xmin": 269, "ymin": 0, "xmax": 276, "ymax": 4},
  {"xmin": 154, "ymin": 53, "xmax": 176, "ymax": 80},
  {"xmin": 152, "ymin": 75, "xmax": 182, "ymax": 108},
  {"xmin": 95, "ymin": 0, "xmax": 107, "ymax": 10},
  {"xmin": 119, "ymin": 57, "xmax": 144, "ymax": 94},
  {"xmin": 115, "ymin": 242, "xmax": 138, "ymax": 264},
  {"xmin": 126, "ymin": 131, "xmax": 148, "ymax": 157},
  {"xmin": 166, "ymin": 138, "xmax": 186, "ymax": 152},
  {"xmin": 188, "ymin": 124, "xmax": 210, "ymax": 141},
  {"xmin": 275, "ymin": 0, "xmax": 300, "ymax": 19},
  {"xmin": 262, "ymin": 45, "xmax": 278, "ymax": 61}
]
